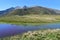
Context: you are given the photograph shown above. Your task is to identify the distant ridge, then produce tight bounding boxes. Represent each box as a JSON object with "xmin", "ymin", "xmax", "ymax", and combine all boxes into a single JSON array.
[
  {"xmin": 0, "ymin": 7, "xmax": 15, "ymax": 16},
  {"xmin": 0, "ymin": 6, "xmax": 60, "ymax": 16}
]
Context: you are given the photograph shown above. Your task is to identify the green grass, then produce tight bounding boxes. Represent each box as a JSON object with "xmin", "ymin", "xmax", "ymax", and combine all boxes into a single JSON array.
[
  {"xmin": 0, "ymin": 15, "xmax": 60, "ymax": 25},
  {"xmin": 0, "ymin": 15, "xmax": 60, "ymax": 40},
  {"xmin": 1, "ymin": 29, "xmax": 60, "ymax": 40}
]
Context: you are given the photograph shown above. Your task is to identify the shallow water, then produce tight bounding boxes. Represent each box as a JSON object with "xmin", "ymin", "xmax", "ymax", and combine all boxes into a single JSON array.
[{"xmin": 0, "ymin": 23, "xmax": 60, "ymax": 37}]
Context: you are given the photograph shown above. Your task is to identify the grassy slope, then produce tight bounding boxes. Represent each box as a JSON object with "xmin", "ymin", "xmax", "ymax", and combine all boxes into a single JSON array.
[
  {"xmin": 0, "ymin": 15, "xmax": 60, "ymax": 25},
  {"xmin": 1, "ymin": 29, "xmax": 60, "ymax": 40}
]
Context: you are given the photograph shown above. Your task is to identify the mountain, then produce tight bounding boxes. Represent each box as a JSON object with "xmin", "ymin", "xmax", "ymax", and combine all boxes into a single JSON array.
[
  {"xmin": 0, "ymin": 7, "xmax": 15, "ymax": 16},
  {"xmin": 53, "ymin": 9, "xmax": 60, "ymax": 14},
  {"xmin": 0, "ymin": 6, "xmax": 60, "ymax": 16}
]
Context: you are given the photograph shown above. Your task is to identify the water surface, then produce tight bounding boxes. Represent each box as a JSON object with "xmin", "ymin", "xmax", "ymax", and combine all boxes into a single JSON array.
[{"xmin": 0, "ymin": 23, "xmax": 60, "ymax": 37}]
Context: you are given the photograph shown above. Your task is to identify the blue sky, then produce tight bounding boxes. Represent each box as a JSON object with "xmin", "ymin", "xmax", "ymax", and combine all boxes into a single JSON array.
[{"xmin": 0, "ymin": 0, "xmax": 60, "ymax": 10}]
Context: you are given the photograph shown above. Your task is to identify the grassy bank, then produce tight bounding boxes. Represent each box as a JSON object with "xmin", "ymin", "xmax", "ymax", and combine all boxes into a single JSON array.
[
  {"xmin": 0, "ymin": 29, "xmax": 60, "ymax": 40},
  {"xmin": 0, "ymin": 15, "xmax": 60, "ymax": 25},
  {"xmin": 0, "ymin": 15, "xmax": 60, "ymax": 40}
]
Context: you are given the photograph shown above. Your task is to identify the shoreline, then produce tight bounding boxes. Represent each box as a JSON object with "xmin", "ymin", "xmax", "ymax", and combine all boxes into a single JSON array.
[
  {"xmin": 0, "ymin": 22, "xmax": 60, "ymax": 26},
  {"xmin": 0, "ymin": 15, "xmax": 60, "ymax": 25}
]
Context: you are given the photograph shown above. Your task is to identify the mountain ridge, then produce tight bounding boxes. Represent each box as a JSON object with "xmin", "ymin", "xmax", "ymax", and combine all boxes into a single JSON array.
[{"xmin": 0, "ymin": 6, "xmax": 60, "ymax": 16}]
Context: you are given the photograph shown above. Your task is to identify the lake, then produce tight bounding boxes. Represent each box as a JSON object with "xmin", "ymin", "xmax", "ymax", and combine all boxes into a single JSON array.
[{"xmin": 0, "ymin": 23, "xmax": 60, "ymax": 37}]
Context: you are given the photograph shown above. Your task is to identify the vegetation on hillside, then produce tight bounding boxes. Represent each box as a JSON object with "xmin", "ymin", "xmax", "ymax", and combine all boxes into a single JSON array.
[
  {"xmin": 0, "ymin": 6, "xmax": 60, "ymax": 40},
  {"xmin": 6, "ymin": 6, "xmax": 57, "ymax": 16},
  {"xmin": 0, "ymin": 6, "xmax": 59, "ymax": 25}
]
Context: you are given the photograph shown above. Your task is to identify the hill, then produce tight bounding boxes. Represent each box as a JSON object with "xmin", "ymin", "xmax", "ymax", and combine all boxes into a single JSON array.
[
  {"xmin": 0, "ymin": 6, "xmax": 60, "ymax": 16},
  {"xmin": 0, "ymin": 7, "xmax": 15, "ymax": 16}
]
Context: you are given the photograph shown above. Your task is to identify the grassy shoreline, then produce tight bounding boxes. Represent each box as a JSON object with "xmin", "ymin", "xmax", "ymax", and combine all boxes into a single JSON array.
[
  {"xmin": 0, "ymin": 15, "xmax": 60, "ymax": 40},
  {"xmin": 0, "ymin": 22, "xmax": 60, "ymax": 26},
  {"xmin": 0, "ymin": 15, "xmax": 60, "ymax": 25},
  {"xmin": 1, "ymin": 29, "xmax": 60, "ymax": 40}
]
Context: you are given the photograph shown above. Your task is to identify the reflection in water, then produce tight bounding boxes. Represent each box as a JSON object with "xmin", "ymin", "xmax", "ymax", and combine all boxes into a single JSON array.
[{"xmin": 0, "ymin": 23, "xmax": 60, "ymax": 37}]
